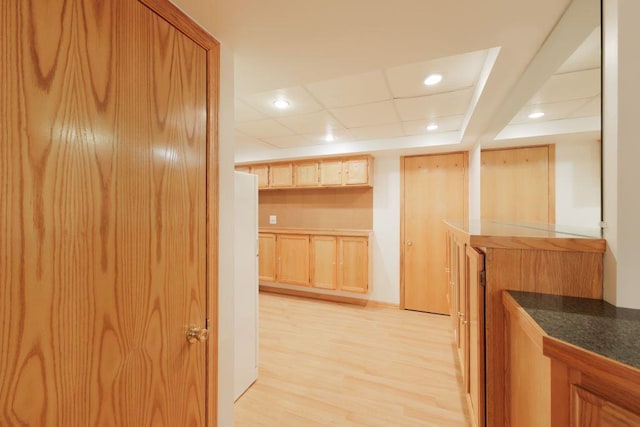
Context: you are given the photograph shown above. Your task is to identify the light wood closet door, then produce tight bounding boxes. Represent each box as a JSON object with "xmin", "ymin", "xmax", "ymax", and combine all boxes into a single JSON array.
[
  {"xmin": 0, "ymin": 1, "xmax": 217, "ymax": 425},
  {"xmin": 402, "ymin": 154, "xmax": 466, "ymax": 314},
  {"xmin": 481, "ymin": 145, "xmax": 555, "ymax": 223}
]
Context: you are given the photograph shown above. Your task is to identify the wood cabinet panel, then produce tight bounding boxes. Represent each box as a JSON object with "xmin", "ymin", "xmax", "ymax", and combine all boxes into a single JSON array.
[
  {"xmin": 572, "ymin": 386, "xmax": 640, "ymax": 426},
  {"xmin": 320, "ymin": 160, "xmax": 344, "ymax": 186},
  {"xmin": 344, "ymin": 158, "xmax": 369, "ymax": 185},
  {"xmin": 270, "ymin": 163, "xmax": 294, "ymax": 188},
  {"xmin": 251, "ymin": 164, "xmax": 269, "ymax": 188},
  {"xmin": 277, "ymin": 235, "xmax": 310, "ymax": 286},
  {"xmin": 338, "ymin": 237, "xmax": 369, "ymax": 293},
  {"xmin": 295, "ymin": 162, "xmax": 319, "ymax": 187},
  {"xmin": 310, "ymin": 236, "xmax": 337, "ymax": 290},
  {"xmin": 258, "ymin": 233, "xmax": 277, "ymax": 281},
  {"xmin": 467, "ymin": 246, "xmax": 486, "ymax": 427},
  {"xmin": 236, "ymin": 166, "xmax": 250, "ymax": 173}
]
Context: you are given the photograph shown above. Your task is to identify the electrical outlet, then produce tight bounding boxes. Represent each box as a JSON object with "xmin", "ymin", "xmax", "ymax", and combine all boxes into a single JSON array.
[{"xmin": 269, "ymin": 215, "xmax": 277, "ymax": 225}]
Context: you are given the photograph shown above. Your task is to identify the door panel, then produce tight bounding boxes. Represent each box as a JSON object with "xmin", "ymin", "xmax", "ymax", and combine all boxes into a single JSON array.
[
  {"xmin": 310, "ymin": 236, "xmax": 338, "ymax": 290},
  {"xmin": 258, "ymin": 234, "xmax": 277, "ymax": 281},
  {"xmin": 338, "ymin": 237, "xmax": 369, "ymax": 293},
  {"xmin": 481, "ymin": 145, "xmax": 554, "ymax": 223},
  {"xmin": 277, "ymin": 235, "xmax": 310, "ymax": 285},
  {"xmin": 0, "ymin": 0, "xmax": 214, "ymax": 425},
  {"xmin": 403, "ymin": 154, "xmax": 466, "ymax": 314}
]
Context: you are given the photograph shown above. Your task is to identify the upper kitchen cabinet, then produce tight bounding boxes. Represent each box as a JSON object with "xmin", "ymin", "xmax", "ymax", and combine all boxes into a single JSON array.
[
  {"xmin": 270, "ymin": 163, "xmax": 294, "ymax": 188},
  {"xmin": 237, "ymin": 155, "xmax": 373, "ymax": 190}
]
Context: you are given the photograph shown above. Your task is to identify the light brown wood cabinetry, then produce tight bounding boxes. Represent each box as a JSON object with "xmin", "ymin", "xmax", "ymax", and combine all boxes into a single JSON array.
[
  {"xmin": 446, "ymin": 221, "xmax": 605, "ymax": 427},
  {"xmin": 251, "ymin": 164, "xmax": 269, "ymax": 188},
  {"xmin": 236, "ymin": 166, "xmax": 250, "ymax": 173},
  {"xmin": 319, "ymin": 159, "xmax": 345, "ymax": 186},
  {"xmin": 270, "ymin": 163, "xmax": 294, "ymax": 188},
  {"xmin": 295, "ymin": 162, "xmax": 320, "ymax": 187},
  {"xmin": 310, "ymin": 236, "xmax": 338, "ymax": 289},
  {"xmin": 259, "ymin": 229, "xmax": 371, "ymax": 295},
  {"xmin": 572, "ymin": 386, "xmax": 640, "ymax": 426},
  {"xmin": 277, "ymin": 235, "xmax": 310, "ymax": 286},
  {"xmin": 258, "ymin": 233, "xmax": 277, "ymax": 281},
  {"xmin": 338, "ymin": 237, "xmax": 369, "ymax": 293},
  {"xmin": 236, "ymin": 155, "xmax": 373, "ymax": 189}
]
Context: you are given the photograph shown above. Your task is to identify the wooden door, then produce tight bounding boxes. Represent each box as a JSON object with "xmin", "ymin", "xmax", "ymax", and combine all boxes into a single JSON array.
[
  {"xmin": 270, "ymin": 163, "xmax": 293, "ymax": 188},
  {"xmin": 457, "ymin": 239, "xmax": 469, "ymax": 389},
  {"xmin": 310, "ymin": 236, "xmax": 338, "ymax": 289},
  {"xmin": 344, "ymin": 158, "xmax": 369, "ymax": 185},
  {"xmin": 258, "ymin": 233, "xmax": 277, "ymax": 281},
  {"xmin": 0, "ymin": 0, "xmax": 218, "ymax": 425},
  {"xmin": 402, "ymin": 153, "xmax": 466, "ymax": 314},
  {"xmin": 338, "ymin": 237, "xmax": 369, "ymax": 293},
  {"xmin": 481, "ymin": 145, "xmax": 555, "ymax": 223},
  {"xmin": 320, "ymin": 160, "xmax": 344, "ymax": 185},
  {"xmin": 295, "ymin": 162, "xmax": 320, "ymax": 187},
  {"xmin": 277, "ymin": 235, "xmax": 310, "ymax": 285}
]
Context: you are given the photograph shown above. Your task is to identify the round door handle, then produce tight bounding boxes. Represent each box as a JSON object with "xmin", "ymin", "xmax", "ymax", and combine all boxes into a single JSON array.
[
  {"xmin": 186, "ymin": 327, "xmax": 209, "ymax": 344},
  {"xmin": 406, "ymin": 240, "xmax": 413, "ymax": 246}
]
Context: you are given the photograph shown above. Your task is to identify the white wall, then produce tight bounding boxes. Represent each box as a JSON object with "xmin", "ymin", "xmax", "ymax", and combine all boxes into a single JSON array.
[
  {"xmin": 603, "ymin": 0, "xmax": 640, "ymax": 309},
  {"xmin": 555, "ymin": 140, "xmax": 601, "ymax": 229},
  {"xmin": 468, "ymin": 144, "xmax": 482, "ymax": 220},
  {"xmin": 167, "ymin": 1, "xmax": 236, "ymax": 425},
  {"xmin": 371, "ymin": 154, "xmax": 401, "ymax": 305}
]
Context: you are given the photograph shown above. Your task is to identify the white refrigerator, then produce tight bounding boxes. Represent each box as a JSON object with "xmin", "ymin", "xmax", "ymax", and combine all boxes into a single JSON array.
[{"xmin": 233, "ymin": 172, "xmax": 259, "ymax": 401}]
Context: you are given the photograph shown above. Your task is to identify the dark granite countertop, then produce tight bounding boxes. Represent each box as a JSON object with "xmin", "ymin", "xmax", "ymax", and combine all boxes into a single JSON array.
[{"xmin": 507, "ymin": 291, "xmax": 640, "ymax": 370}]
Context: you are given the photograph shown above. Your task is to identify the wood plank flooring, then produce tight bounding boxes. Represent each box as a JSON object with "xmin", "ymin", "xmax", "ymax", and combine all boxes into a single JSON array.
[{"xmin": 234, "ymin": 292, "xmax": 470, "ymax": 426}]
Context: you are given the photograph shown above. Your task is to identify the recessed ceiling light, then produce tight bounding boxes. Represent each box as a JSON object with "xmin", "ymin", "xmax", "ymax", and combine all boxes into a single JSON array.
[
  {"xmin": 423, "ymin": 74, "xmax": 443, "ymax": 86},
  {"xmin": 272, "ymin": 99, "xmax": 290, "ymax": 109},
  {"xmin": 427, "ymin": 123, "xmax": 439, "ymax": 131},
  {"xmin": 528, "ymin": 112, "xmax": 545, "ymax": 119},
  {"xmin": 325, "ymin": 134, "xmax": 335, "ymax": 142}
]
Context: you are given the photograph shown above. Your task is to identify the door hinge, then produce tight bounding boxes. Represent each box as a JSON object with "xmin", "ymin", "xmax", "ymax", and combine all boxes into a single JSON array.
[
  {"xmin": 206, "ymin": 318, "xmax": 210, "ymax": 329},
  {"xmin": 479, "ymin": 271, "xmax": 486, "ymax": 287}
]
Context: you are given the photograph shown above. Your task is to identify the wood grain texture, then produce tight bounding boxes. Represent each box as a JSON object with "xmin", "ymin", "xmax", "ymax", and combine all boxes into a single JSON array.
[
  {"xmin": 338, "ymin": 236, "xmax": 369, "ymax": 293},
  {"xmin": 258, "ymin": 187, "xmax": 373, "ymax": 230},
  {"xmin": 485, "ymin": 248, "xmax": 603, "ymax": 427},
  {"xmin": 1, "ymin": 0, "xmax": 218, "ymax": 424},
  {"xmin": 259, "ymin": 285, "xmax": 396, "ymax": 308},
  {"xmin": 310, "ymin": 236, "xmax": 338, "ymax": 290},
  {"xmin": 276, "ymin": 235, "xmax": 310, "ymax": 286},
  {"xmin": 258, "ymin": 233, "xmax": 277, "ymax": 281},
  {"xmin": 504, "ymin": 294, "xmax": 550, "ymax": 427},
  {"xmin": 402, "ymin": 153, "xmax": 467, "ymax": 314},
  {"xmin": 269, "ymin": 163, "xmax": 294, "ymax": 188},
  {"xmin": 235, "ymin": 292, "xmax": 471, "ymax": 426},
  {"xmin": 294, "ymin": 161, "xmax": 319, "ymax": 187},
  {"xmin": 481, "ymin": 145, "xmax": 555, "ymax": 224},
  {"xmin": 466, "ymin": 247, "xmax": 485, "ymax": 427}
]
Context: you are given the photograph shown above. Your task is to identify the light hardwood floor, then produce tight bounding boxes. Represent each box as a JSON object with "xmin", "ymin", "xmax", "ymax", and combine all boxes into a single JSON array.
[{"xmin": 234, "ymin": 292, "xmax": 470, "ymax": 426}]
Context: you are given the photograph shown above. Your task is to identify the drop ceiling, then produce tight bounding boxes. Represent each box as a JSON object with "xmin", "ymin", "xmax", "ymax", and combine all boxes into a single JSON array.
[{"xmin": 213, "ymin": 0, "xmax": 601, "ymax": 162}]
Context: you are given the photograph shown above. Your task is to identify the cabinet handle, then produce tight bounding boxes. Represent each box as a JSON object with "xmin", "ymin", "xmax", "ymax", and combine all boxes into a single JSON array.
[
  {"xmin": 406, "ymin": 240, "xmax": 413, "ymax": 246},
  {"xmin": 457, "ymin": 312, "xmax": 465, "ymax": 319}
]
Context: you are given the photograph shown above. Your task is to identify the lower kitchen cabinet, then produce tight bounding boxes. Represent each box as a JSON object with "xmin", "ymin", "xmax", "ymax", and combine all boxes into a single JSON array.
[
  {"xmin": 259, "ymin": 229, "xmax": 371, "ymax": 295},
  {"xmin": 338, "ymin": 236, "xmax": 368, "ymax": 293},
  {"xmin": 276, "ymin": 234, "xmax": 310, "ymax": 286},
  {"xmin": 258, "ymin": 233, "xmax": 276, "ymax": 281},
  {"xmin": 310, "ymin": 236, "xmax": 338, "ymax": 290}
]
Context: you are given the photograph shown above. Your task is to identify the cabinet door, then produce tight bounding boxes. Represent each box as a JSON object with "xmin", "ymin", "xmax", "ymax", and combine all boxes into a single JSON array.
[
  {"xmin": 338, "ymin": 236, "xmax": 368, "ymax": 293},
  {"xmin": 344, "ymin": 158, "xmax": 369, "ymax": 185},
  {"xmin": 250, "ymin": 165, "xmax": 269, "ymax": 188},
  {"xmin": 270, "ymin": 163, "xmax": 293, "ymax": 188},
  {"xmin": 572, "ymin": 386, "xmax": 640, "ymax": 427},
  {"xmin": 295, "ymin": 162, "xmax": 319, "ymax": 187},
  {"xmin": 310, "ymin": 236, "xmax": 337, "ymax": 289},
  {"xmin": 319, "ymin": 160, "xmax": 344, "ymax": 186},
  {"xmin": 258, "ymin": 234, "xmax": 277, "ymax": 281},
  {"xmin": 457, "ymin": 239, "xmax": 469, "ymax": 391},
  {"xmin": 277, "ymin": 235, "xmax": 310, "ymax": 285},
  {"xmin": 467, "ymin": 246, "xmax": 485, "ymax": 427}
]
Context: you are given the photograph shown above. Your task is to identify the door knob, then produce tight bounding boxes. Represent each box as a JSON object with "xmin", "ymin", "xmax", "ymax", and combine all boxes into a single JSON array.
[
  {"xmin": 186, "ymin": 327, "xmax": 209, "ymax": 344},
  {"xmin": 406, "ymin": 240, "xmax": 413, "ymax": 246}
]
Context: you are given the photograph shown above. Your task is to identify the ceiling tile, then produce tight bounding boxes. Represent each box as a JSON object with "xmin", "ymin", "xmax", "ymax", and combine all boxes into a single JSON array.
[
  {"xmin": 556, "ymin": 27, "xmax": 601, "ymax": 74},
  {"xmin": 510, "ymin": 99, "xmax": 592, "ymax": 124},
  {"xmin": 529, "ymin": 68, "xmax": 600, "ymax": 105},
  {"xmin": 305, "ymin": 70, "xmax": 391, "ymax": 108},
  {"xmin": 566, "ymin": 96, "xmax": 601, "ymax": 118},
  {"xmin": 394, "ymin": 89, "xmax": 473, "ymax": 122},
  {"xmin": 240, "ymin": 86, "xmax": 323, "ymax": 117},
  {"xmin": 235, "ymin": 100, "xmax": 267, "ymax": 123},
  {"xmin": 276, "ymin": 111, "xmax": 345, "ymax": 134},
  {"xmin": 330, "ymin": 100, "xmax": 399, "ymax": 128},
  {"xmin": 349, "ymin": 123, "xmax": 406, "ymax": 141},
  {"xmin": 402, "ymin": 115, "xmax": 464, "ymax": 136},
  {"xmin": 385, "ymin": 50, "xmax": 487, "ymax": 98},
  {"xmin": 260, "ymin": 134, "xmax": 319, "ymax": 148},
  {"xmin": 303, "ymin": 129, "xmax": 355, "ymax": 145},
  {"xmin": 235, "ymin": 119, "xmax": 295, "ymax": 139}
]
